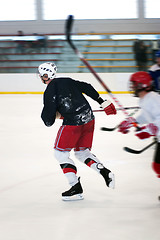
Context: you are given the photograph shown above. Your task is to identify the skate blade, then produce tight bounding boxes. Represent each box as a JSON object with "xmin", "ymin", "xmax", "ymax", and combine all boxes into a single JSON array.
[
  {"xmin": 108, "ymin": 172, "xmax": 115, "ymax": 189},
  {"xmin": 62, "ymin": 194, "xmax": 84, "ymax": 201}
]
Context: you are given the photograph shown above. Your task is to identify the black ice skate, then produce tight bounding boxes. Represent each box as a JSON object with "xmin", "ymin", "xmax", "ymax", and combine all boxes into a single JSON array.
[
  {"xmin": 62, "ymin": 178, "xmax": 83, "ymax": 201},
  {"xmin": 100, "ymin": 167, "xmax": 115, "ymax": 189}
]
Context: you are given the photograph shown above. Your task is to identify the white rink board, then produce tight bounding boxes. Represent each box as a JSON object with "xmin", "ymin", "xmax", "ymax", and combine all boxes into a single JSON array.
[{"xmin": 0, "ymin": 73, "xmax": 132, "ymax": 93}]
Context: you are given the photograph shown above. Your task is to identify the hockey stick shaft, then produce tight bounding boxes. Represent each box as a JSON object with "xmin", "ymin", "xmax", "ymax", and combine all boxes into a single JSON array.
[
  {"xmin": 123, "ymin": 140, "xmax": 157, "ymax": 154},
  {"xmin": 65, "ymin": 15, "xmax": 139, "ymax": 129},
  {"xmin": 93, "ymin": 106, "xmax": 140, "ymax": 113}
]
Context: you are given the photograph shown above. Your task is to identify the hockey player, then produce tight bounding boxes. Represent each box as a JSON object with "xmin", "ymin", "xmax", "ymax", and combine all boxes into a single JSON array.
[
  {"xmin": 38, "ymin": 62, "xmax": 116, "ymax": 201},
  {"xmin": 118, "ymin": 71, "xmax": 160, "ymax": 199},
  {"xmin": 148, "ymin": 50, "xmax": 160, "ymax": 93}
]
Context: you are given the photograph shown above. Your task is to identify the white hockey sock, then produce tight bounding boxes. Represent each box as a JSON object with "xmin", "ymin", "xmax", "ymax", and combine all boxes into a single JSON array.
[
  {"xmin": 65, "ymin": 172, "xmax": 79, "ymax": 186},
  {"xmin": 54, "ymin": 149, "xmax": 78, "ymax": 186}
]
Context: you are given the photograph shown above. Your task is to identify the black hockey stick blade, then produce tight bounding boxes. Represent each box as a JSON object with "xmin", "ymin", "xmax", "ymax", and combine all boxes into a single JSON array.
[
  {"xmin": 123, "ymin": 140, "xmax": 157, "ymax": 154},
  {"xmin": 65, "ymin": 15, "xmax": 76, "ymax": 50},
  {"xmin": 66, "ymin": 15, "xmax": 73, "ymax": 33},
  {"xmin": 100, "ymin": 126, "xmax": 118, "ymax": 131}
]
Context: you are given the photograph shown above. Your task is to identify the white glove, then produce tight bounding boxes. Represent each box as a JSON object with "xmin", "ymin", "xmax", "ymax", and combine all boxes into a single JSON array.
[{"xmin": 135, "ymin": 123, "xmax": 158, "ymax": 139}]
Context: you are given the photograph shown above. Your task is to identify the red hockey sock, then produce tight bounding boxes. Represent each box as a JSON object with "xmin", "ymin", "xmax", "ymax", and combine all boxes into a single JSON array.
[{"xmin": 152, "ymin": 162, "xmax": 160, "ymax": 178}]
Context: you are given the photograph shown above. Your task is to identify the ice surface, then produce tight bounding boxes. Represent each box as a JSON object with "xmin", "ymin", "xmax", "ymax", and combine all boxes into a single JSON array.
[{"xmin": 0, "ymin": 94, "xmax": 159, "ymax": 240}]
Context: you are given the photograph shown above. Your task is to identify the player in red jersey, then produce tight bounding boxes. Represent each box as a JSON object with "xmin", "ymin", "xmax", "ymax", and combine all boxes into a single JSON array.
[{"xmin": 118, "ymin": 71, "xmax": 160, "ymax": 200}]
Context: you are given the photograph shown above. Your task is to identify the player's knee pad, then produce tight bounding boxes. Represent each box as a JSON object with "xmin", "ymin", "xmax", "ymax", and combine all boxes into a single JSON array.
[
  {"xmin": 75, "ymin": 148, "xmax": 100, "ymax": 163},
  {"xmin": 54, "ymin": 149, "xmax": 70, "ymax": 164},
  {"xmin": 75, "ymin": 148, "xmax": 91, "ymax": 162},
  {"xmin": 152, "ymin": 162, "xmax": 160, "ymax": 178}
]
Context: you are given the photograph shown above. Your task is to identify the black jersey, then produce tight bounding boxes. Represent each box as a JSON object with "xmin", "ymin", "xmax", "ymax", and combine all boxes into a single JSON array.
[{"xmin": 41, "ymin": 77, "xmax": 100, "ymax": 126}]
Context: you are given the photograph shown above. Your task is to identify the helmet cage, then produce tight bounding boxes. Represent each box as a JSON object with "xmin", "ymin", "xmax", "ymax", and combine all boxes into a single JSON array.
[
  {"xmin": 129, "ymin": 71, "xmax": 153, "ymax": 96},
  {"xmin": 129, "ymin": 81, "xmax": 151, "ymax": 96},
  {"xmin": 38, "ymin": 62, "xmax": 57, "ymax": 81}
]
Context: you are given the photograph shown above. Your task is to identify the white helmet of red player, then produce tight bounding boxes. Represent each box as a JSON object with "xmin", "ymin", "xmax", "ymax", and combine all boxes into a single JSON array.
[
  {"xmin": 129, "ymin": 71, "xmax": 153, "ymax": 96},
  {"xmin": 38, "ymin": 62, "xmax": 57, "ymax": 83}
]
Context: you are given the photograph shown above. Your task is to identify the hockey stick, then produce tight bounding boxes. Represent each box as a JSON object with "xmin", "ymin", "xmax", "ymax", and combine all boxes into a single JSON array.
[
  {"xmin": 123, "ymin": 140, "xmax": 157, "ymax": 154},
  {"xmin": 100, "ymin": 107, "xmax": 139, "ymax": 131},
  {"xmin": 101, "ymin": 125, "xmax": 118, "ymax": 132},
  {"xmin": 93, "ymin": 106, "xmax": 140, "ymax": 113},
  {"xmin": 65, "ymin": 15, "xmax": 139, "ymax": 130}
]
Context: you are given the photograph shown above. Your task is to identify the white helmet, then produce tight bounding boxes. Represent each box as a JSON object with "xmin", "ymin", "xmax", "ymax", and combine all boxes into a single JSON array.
[{"xmin": 38, "ymin": 62, "xmax": 57, "ymax": 80}]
